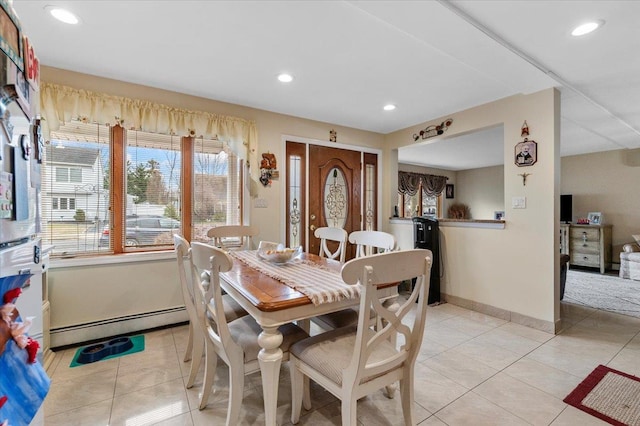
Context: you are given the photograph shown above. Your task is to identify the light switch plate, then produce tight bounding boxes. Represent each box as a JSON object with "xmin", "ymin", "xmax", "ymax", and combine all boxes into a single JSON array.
[
  {"xmin": 255, "ymin": 198, "xmax": 268, "ymax": 208},
  {"xmin": 512, "ymin": 196, "xmax": 526, "ymax": 209}
]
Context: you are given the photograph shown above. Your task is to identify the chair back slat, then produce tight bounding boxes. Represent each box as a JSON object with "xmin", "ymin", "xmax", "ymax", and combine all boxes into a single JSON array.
[
  {"xmin": 207, "ymin": 225, "xmax": 259, "ymax": 251},
  {"xmin": 315, "ymin": 226, "xmax": 348, "ymax": 263},
  {"xmin": 173, "ymin": 234, "xmax": 194, "ymax": 305},
  {"xmin": 348, "ymin": 230, "xmax": 396, "ymax": 258},
  {"xmin": 173, "ymin": 234, "xmax": 199, "ymax": 329},
  {"xmin": 190, "ymin": 242, "xmax": 239, "ymax": 356},
  {"xmin": 341, "ymin": 249, "xmax": 432, "ymax": 388}
]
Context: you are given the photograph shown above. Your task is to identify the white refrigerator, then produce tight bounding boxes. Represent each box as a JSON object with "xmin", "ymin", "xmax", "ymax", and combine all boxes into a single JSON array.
[{"xmin": 0, "ymin": 2, "xmax": 49, "ymax": 424}]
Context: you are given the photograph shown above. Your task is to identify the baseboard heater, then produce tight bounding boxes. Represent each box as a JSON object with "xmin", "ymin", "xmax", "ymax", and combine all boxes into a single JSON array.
[{"xmin": 50, "ymin": 306, "xmax": 188, "ymax": 348}]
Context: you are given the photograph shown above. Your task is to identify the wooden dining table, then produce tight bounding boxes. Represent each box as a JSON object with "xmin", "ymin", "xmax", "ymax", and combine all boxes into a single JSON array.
[{"xmin": 219, "ymin": 251, "xmax": 399, "ymax": 426}]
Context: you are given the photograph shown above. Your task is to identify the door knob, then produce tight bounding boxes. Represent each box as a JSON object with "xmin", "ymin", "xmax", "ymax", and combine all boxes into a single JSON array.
[
  {"xmin": 310, "ymin": 225, "xmax": 316, "ymax": 231},
  {"xmin": 310, "ymin": 214, "xmax": 316, "ymax": 220}
]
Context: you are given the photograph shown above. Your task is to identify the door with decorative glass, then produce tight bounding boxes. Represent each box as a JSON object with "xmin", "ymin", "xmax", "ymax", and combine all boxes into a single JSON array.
[{"xmin": 286, "ymin": 142, "xmax": 377, "ymax": 261}]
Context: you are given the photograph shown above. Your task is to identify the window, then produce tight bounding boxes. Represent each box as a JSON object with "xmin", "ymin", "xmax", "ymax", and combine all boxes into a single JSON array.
[
  {"xmin": 55, "ymin": 167, "xmax": 82, "ymax": 182},
  {"xmin": 51, "ymin": 197, "xmax": 76, "ymax": 210},
  {"xmin": 191, "ymin": 136, "xmax": 242, "ymax": 243},
  {"xmin": 397, "ymin": 190, "xmax": 441, "ymax": 218},
  {"xmin": 41, "ymin": 121, "xmax": 243, "ymax": 256}
]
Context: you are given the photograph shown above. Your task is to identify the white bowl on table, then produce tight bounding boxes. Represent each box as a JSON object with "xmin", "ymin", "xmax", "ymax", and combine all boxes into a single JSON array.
[{"xmin": 257, "ymin": 241, "xmax": 302, "ymax": 264}]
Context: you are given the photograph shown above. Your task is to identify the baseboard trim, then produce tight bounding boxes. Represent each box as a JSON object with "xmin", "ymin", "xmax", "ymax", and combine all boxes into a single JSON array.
[
  {"xmin": 443, "ymin": 293, "xmax": 556, "ymax": 334},
  {"xmin": 50, "ymin": 307, "xmax": 188, "ymax": 348}
]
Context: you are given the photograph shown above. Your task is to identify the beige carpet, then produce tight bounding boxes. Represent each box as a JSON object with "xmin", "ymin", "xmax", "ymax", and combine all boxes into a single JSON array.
[{"xmin": 563, "ymin": 270, "xmax": 640, "ymax": 318}]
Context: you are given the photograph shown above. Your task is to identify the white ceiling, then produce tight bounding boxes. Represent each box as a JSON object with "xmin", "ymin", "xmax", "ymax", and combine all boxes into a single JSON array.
[{"xmin": 12, "ymin": 0, "xmax": 640, "ymax": 170}]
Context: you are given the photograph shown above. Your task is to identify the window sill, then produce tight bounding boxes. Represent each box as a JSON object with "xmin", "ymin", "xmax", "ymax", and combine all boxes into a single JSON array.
[
  {"xmin": 50, "ymin": 250, "xmax": 174, "ymax": 269},
  {"xmin": 389, "ymin": 217, "xmax": 505, "ymax": 229}
]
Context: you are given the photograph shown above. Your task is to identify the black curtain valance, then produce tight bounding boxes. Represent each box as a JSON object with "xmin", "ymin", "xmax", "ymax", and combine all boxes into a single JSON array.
[{"xmin": 398, "ymin": 171, "xmax": 448, "ymax": 196}]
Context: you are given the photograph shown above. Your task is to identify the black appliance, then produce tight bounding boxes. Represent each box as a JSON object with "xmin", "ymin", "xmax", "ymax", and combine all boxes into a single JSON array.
[
  {"xmin": 560, "ymin": 194, "xmax": 573, "ymax": 223},
  {"xmin": 412, "ymin": 216, "xmax": 440, "ymax": 304}
]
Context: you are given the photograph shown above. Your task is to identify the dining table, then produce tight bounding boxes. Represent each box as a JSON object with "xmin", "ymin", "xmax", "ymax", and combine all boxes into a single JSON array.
[{"xmin": 220, "ymin": 250, "xmax": 399, "ymax": 426}]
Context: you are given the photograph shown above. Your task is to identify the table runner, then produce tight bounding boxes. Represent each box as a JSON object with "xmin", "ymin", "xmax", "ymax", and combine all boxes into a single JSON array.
[{"xmin": 229, "ymin": 251, "xmax": 360, "ymax": 306}]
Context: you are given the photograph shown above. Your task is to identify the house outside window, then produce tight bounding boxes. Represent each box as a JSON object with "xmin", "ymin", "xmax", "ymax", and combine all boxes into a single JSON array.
[
  {"xmin": 51, "ymin": 197, "xmax": 76, "ymax": 210},
  {"xmin": 41, "ymin": 121, "xmax": 243, "ymax": 256},
  {"xmin": 55, "ymin": 167, "xmax": 82, "ymax": 183}
]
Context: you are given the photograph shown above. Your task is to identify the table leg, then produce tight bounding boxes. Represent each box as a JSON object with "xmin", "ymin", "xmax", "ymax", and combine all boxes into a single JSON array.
[{"xmin": 258, "ymin": 325, "xmax": 284, "ymax": 426}]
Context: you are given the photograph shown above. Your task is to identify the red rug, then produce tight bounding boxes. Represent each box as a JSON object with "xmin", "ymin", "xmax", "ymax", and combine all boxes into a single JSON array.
[{"xmin": 563, "ymin": 365, "xmax": 640, "ymax": 425}]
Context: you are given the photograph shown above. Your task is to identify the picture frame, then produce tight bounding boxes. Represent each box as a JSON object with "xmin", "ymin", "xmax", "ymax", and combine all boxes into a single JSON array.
[
  {"xmin": 0, "ymin": 0, "xmax": 24, "ymax": 70},
  {"xmin": 514, "ymin": 140, "xmax": 537, "ymax": 167},
  {"xmin": 494, "ymin": 211, "xmax": 505, "ymax": 220},
  {"xmin": 587, "ymin": 212, "xmax": 602, "ymax": 225},
  {"xmin": 445, "ymin": 183, "xmax": 454, "ymax": 199}
]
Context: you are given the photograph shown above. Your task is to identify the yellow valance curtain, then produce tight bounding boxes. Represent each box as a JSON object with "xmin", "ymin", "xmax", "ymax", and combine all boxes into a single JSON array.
[{"xmin": 39, "ymin": 82, "xmax": 258, "ymax": 166}]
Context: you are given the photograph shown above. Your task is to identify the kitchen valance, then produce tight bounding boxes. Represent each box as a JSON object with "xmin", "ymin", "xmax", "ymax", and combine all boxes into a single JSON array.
[
  {"xmin": 398, "ymin": 171, "xmax": 448, "ymax": 196},
  {"xmin": 39, "ymin": 82, "xmax": 257, "ymax": 164}
]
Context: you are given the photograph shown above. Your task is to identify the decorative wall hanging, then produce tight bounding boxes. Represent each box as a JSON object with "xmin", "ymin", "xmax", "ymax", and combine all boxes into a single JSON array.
[
  {"xmin": 518, "ymin": 172, "xmax": 531, "ymax": 186},
  {"xmin": 515, "ymin": 138, "xmax": 537, "ymax": 167},
  {"xmin": 445, "ymin": 184, "xmax": 454, "ymax": 199},
  {"xmin": 259, "ymin": 152, "xmax": 277, "ymax": 187},
  {"xmin": 412, "ymin": 118, "xmax": 453, "ymax": 141},
  {"xmin": 521, "ymin": 120, "xmax": 529, "ymax": 137},
  {"xmin": 329, "ymin": 129, "xmax": 337, "ymax": 142}
]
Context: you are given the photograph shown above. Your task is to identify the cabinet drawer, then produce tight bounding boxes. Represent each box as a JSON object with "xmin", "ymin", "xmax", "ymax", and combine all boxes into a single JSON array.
[
  {"xmin": 570, "ymin": 227, "xmax": 600, "ymax": 241},
  {"xmin": 570, "ymin": 241, "xmax": 600, "ymax": 254},
  {"xmin": 571, "ymin": 253, "xmax": 600, "ymax": 267}
]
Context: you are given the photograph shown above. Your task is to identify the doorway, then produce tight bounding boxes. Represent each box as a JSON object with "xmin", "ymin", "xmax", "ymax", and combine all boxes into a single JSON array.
[{"xmin": 285, "ymin": 141, "xmax": 378, "ymax": 261}]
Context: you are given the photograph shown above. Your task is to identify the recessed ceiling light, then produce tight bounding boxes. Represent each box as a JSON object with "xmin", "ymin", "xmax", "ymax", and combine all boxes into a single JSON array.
[
  {"xmin": 383, "ymin": 104, "xmax": 396, "ymax": 111},
  {"xmin": 571, "ymin": 20, "xmax": 604, "ymax": 36},
  {"xmin": 45, "ymin": 6, "xmax": 79, "ymax": 25},
  {"xmin": 277, "ymin": 73, "xmax": 293, "ymax": 83}
]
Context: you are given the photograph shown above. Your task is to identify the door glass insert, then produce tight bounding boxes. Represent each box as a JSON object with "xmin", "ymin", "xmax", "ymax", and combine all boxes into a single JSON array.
[
  {"xmin": 365, "ymin": 164, "xmax": 375, "ymax": 230},
  {"xmin": 323, "ymin": 167, "xmax": 347, "ymax": 228},
  {"xmin": 289, "ymin": 155, "xmax": 302, "ymax": 247}
]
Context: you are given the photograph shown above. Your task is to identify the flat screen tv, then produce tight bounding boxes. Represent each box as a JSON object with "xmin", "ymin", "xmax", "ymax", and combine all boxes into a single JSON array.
[{"xmin": 560, "ymin": 194, "xmax": 573, "ymax": 223}]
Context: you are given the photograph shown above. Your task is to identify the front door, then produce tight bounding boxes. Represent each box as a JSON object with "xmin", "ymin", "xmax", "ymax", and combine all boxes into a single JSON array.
[
  {"xmin": 286, "ymin": 142, "xmax": 377, "ymax": 261},
  {"xmin": 308, "ymin": 145, "xmax": 361, "ymax": 259}
]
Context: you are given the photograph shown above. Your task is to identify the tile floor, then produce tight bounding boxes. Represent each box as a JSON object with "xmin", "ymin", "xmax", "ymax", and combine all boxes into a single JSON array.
[{"xmin": 42, "ymin": 301, "xmax": 640, "ymax": 425}]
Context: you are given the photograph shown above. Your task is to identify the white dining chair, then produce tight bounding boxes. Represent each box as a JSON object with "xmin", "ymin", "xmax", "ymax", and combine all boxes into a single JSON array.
[
  {"xmin": 348, "ymin": 230, "xmax": 396, "ymax": 258},
  {"xmin": 289, "ymin": 249, "xmax": 432, "ymax": 426},
  {"xmin": 311, "ymin": 227, "xmax": 361, "ymax": 330},
  {"xmin": 315, "ymin": 226, "xmax": 348, "ymax": 263},
  {"xmin": 173, "ymin": 234, "xmax": 247, "ymax": 389},
  {"xmin": 190, "ymin": 242, "xmax": 310, "ymax": 424},
  {"xmin": 206, "ymin": 224, "xmax": 259, "ymax": 251}
]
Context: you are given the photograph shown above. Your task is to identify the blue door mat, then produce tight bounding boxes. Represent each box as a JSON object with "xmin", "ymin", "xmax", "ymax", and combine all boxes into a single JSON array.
[{"xmin": 70, "ymin": 335, "xmax": 145, "ymax": 367}]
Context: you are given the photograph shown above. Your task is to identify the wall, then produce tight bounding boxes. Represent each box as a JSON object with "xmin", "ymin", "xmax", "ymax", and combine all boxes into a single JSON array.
[
  {"xmin": 42, "ymin": 66, "xmax": 385, "ymax": 246},
  {"xmin": 48, "ymin": 254, "xmax": 184, "ymax": 347},
  {"xmin": 562, "ymin": 148, "xmax": 640, "ymax": 260},
  {"xmin": 457, "ymin": 165, "xmax": 505, "ymax": 220},
  {"xmin": 42, "ymin": 68, "xmax": 563, "ymax": 340},
  {"xmin": 42, "ymin": 66, "xmax": 385, "ymax": 344},
  {"xmin": 383, "ymin": 89, "xmax": 561, "ymax": 331}
]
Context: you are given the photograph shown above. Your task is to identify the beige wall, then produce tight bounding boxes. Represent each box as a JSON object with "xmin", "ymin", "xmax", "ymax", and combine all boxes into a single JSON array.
[
  {"xmin": 457, "ymin": 165, "xmax": 505, "ymax": 220},
  {"xmin": 42, "ymin": 66, "xmax": 563, "ymax": 339},
  {"xmin": 42, "ymin": 66, "xmax": 385, "ymax": 245},
  {"xmin": 383, "ymin": 89, "xmax": 561, "ymax": 329},
  {"xmin": 561, "ymin": 149, "xmax": 640, "ymax": 260},
  {"xmin": 397, "ymin": 163, "xmax": 505, "ymax": 221},
  {"xmin": 42, "ymin": 66, "xmax": 385, "ymax": 343}
]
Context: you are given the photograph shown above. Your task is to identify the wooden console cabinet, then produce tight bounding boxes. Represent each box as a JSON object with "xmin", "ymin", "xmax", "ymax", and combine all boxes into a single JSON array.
[{"xmin": 565, "ymin": 224, "xmax": 612, "ymax": 273}]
